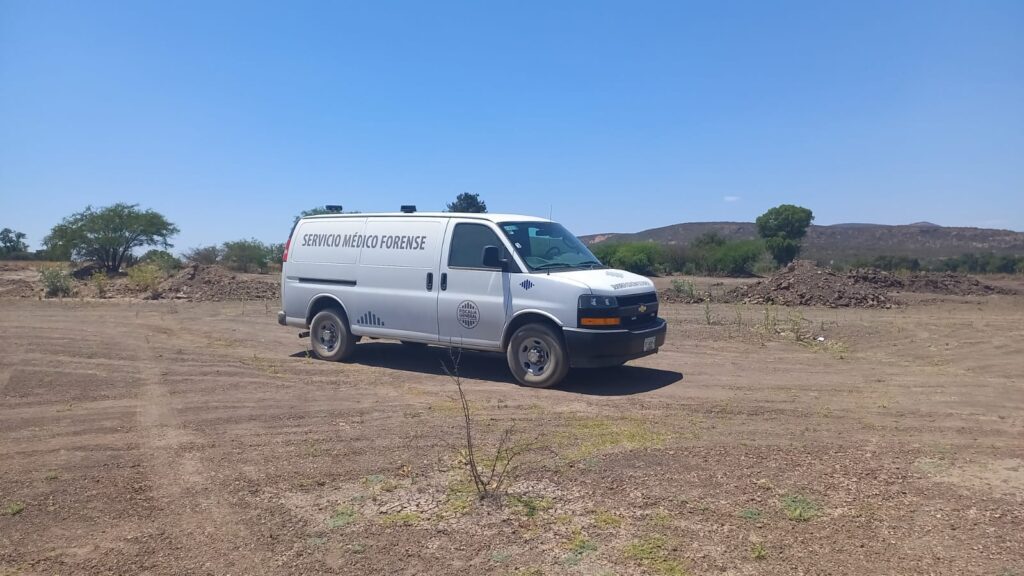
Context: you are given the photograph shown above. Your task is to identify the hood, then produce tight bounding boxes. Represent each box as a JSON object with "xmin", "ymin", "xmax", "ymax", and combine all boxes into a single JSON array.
[{"xmin": 546, "ymin": 268, "xmax": 656, "ymax": 296}]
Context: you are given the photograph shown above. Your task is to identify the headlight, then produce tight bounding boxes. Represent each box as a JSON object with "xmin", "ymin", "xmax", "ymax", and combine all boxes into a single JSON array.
[{"xmin": 579, "ymin": 294, "xmax": 617, "ymax": 309}]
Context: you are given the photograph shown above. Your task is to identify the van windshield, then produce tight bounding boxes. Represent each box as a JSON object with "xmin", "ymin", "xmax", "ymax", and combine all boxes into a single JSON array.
[{"xmin": 498, "ymin": 222, "xmax": 604, "ymax": 271}]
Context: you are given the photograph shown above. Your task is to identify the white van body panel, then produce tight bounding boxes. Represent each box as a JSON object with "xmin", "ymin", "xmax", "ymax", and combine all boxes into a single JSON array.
[{"xmin": 280, "ymin": 213, "xmax": 666, "ymax": 365}]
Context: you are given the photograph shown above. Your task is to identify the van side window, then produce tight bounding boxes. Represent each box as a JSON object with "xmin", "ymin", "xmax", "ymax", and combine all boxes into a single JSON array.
[{"xmin": 448, "ymin": 223, "xmax": 508, "ymax": 269}]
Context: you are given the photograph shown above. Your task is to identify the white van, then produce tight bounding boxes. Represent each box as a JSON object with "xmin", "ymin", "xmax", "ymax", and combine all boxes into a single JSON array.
[{"xmin": 278, "ymin": 210, "xmax": 667, "ymax": 388}]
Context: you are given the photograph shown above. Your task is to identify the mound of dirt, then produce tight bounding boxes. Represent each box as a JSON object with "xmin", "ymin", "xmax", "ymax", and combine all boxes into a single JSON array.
[
  {"xmin": 726, "ymin": 261, "xmax": 895, "ymax": 308},
  {"xmin": 158, "ymin": 264, "xmax": 279, "ymax": 302},
  {"xmin": 900, "ymin": 272, "xmax": 1013, "ymax": 296},
  {"xmin": 0, "ymin": 278, "xmax": 39, "ymax": 298}
]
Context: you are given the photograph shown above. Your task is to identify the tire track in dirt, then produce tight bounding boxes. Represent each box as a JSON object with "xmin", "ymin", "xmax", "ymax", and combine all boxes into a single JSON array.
[{"xmin": 132, "ymin": 318, "xmax": 266, "ymax": 574}]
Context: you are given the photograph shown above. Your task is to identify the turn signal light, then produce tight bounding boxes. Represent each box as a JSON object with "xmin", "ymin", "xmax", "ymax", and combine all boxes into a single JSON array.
[{"xmin": 581, "ymin": 317, "xmax": 621, "ymax": 327}]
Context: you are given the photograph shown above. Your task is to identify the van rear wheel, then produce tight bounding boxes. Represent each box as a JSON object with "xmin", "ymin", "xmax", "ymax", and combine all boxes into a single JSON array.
[
  {"xmin": 310, "ymin": 309, "xmax": 356, "ymax": 361},
  {"xmin": 507, "ymin": 323, "xmax": 569, "ymax": 388}
]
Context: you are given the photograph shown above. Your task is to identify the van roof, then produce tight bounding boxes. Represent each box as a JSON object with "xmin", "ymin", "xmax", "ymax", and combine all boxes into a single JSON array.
[{"xmin": 300, "ymin": 212, "xmax": 551, "ymax": 223}]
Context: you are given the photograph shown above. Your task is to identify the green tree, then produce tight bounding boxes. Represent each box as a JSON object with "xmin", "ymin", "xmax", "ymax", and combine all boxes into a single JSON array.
[
  {"xmin": 0, "ymin": 228, "xmax": 29, "ymax": 255},
  {"xmin": 221, "ymin": 238, "xmax": 271, "ymax": 273},
  {"xmin": 755, "ymin": 204, "xmax": 814, "ymax": 265},
  {"xmin": 446, "ymin": 192, "xmax": 487, "ymax": 213},
  {"xmin": 42, "ymin": 204, "xmax": 179, "ymax": 272}
]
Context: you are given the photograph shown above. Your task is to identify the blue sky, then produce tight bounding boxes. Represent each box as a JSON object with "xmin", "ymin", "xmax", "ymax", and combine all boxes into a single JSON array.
[{"xmin": 2, "ymin": 0, "xmax": 1022, "ymax": 252}]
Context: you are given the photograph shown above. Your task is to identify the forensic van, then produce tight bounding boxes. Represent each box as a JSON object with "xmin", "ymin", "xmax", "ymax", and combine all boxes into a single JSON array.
[{"xmin": 278, "ymin": 208, "xmax": 667, "ymax": 388}]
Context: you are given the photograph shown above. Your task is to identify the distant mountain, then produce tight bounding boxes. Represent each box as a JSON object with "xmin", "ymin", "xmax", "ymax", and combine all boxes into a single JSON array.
[{"xmin": 580, "ymin": 222, "xmax": 1024, "ymax": 262}]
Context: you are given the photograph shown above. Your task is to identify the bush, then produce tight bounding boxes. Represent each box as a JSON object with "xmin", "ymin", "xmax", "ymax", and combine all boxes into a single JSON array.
[
  {"xmin": 91, "ymin": 271, "xmax": 110, "ymax": 298},
  {"xmin": 221, "ymin": 239, "xmax": 272, "ymax": 273},
  {"xmin": 183, "ymin": 245, "xmax": 223, "ymax": 265},
  {"xmin": 127, "ymin": 264, "xmax": 162, "ymax": 295},
  {"xmin": 140, "ymin": 249, "xmax": 181, "ymax": 274},
  {"xmin": 40, "ymin": 268, "xmax": 75, "ymax": 298},
  {"xmin": 592, "ymin": 242, "xmax": 665, "ymax": 275}
]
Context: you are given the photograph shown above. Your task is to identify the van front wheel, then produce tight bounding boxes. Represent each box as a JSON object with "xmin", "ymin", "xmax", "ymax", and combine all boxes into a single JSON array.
[
  {"xmin": 507, "ymin": 323, "xmax": 569, "ymax": 388},
  {"xmin": 310, "ymin": 309, "xmax": 356, "ymax": 361}
]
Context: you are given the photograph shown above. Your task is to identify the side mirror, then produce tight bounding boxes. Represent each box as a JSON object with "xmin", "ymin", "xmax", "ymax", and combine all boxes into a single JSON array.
[{"xmin": 482, "ymin": 245, "xmax": 506, "ymax": 270}]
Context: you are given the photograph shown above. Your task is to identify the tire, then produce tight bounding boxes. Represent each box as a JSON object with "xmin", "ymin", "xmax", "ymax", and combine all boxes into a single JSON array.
[
  {"xmin": 309, "ymin": 308, "xmax": 357, "ymax": 361},
  {"xmin": 506, "ymin": 323, "xmax": 569, "ymax": 388}
]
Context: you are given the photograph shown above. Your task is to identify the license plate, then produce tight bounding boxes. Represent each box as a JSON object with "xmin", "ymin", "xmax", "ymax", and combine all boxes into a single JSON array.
[{"xmin": 643, "ymin": 336, "xmax": 657, "ymax": 352}]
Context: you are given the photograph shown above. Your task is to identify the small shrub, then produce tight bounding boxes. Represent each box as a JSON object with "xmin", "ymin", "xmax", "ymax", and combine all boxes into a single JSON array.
[
  {"xmin": 751, "ymin": 542, "xmax": 768, "ymax": 560},
  {"xmin": 40, "ymin": 268, "xmax": 74, "ymax": 298},
  {"xmin": 3, "ymin": 502, "xmax": 25, "ymax": 516},
  {"xmin": 380, "ymin": 511, "xmax": 420, "ymax": 525},
  {"xmin": 326, "ymin": 505, "xmax": 357, "ymax": 528},
  {"xmin": 670, "ymin": 279, "xmax": 695, "ymax": 300},
  {"xmin": 739, "ymin": 508, "xmax": 762, "ymax": 521},
  {"xmin": 127, "ymin": 264, "xmax": 162, "ymax": 295},
  {"xmin": 781, "ymin": 494, "xmax": 819, "ymax": 521},
  {"xmin": 91, "ymin": 271, "xmax": 109, "ymax": 298}
]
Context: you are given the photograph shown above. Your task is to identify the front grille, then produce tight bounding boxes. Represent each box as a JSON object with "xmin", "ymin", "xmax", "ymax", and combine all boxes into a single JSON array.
[
  {"xmin": 578, "ymin": 291, "xmax": 660, "ymax": 330},
  {"xmin": 616, "ymin": 292, "xmax": 658, "ymax": 307},
  {"xmin": 618, "ymin": 292, "xmax": 658, "ymax": 328}
]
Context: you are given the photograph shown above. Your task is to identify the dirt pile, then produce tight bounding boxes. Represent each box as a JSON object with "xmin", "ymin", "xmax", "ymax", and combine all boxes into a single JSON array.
[
  {"xmin": 724, "ymin": 261, "xmax": 1016, "ymax": 308},
  {"xmin": 0, "ymin": 278, "xmax": 39, "ymax": 298},
  {"xmin": 726, "ymin": 260, "xmax": 895, "ymax": 308},
  {"xmin": 901, "ymin": 272, "xmax": 1013, "ymax": 296},
  {"xmin": 158, "ymin": 264, "xmax": 279, "ymax": 302}
]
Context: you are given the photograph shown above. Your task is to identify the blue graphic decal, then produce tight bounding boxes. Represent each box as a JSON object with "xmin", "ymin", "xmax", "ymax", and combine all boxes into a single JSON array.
[{"xmin": 520, "ymin": 279, "xmax": 535, "ymax": 291}]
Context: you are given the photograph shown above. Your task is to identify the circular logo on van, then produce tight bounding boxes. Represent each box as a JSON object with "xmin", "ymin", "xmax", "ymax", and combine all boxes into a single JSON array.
[{"xmin": 457, "ymin": 300, "xmax": 480, "ymax": 329}]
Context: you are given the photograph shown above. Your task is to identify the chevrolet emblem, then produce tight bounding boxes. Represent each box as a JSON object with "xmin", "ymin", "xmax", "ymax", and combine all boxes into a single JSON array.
[{"xmin": 638, "ymin": 304, "xmax": 648, "ymax": 313}]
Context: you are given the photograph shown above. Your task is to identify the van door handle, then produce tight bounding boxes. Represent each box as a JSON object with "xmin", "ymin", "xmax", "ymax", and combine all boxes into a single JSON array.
[
  {"xmin": 440, "ymin": 272, "xmax": 448, "ymax": 291},
  {"xmin": 426, "ymin": 272, "xmax": 433, "ymax": 291}
]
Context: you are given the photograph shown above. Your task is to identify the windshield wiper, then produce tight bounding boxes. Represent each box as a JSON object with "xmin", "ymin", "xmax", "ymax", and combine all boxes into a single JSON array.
[
  {"xmin": 532, "ymin": 262, "xmax": 573, "ymax": 271},
  {"xmin": 576, "ymin": 261, "xmax": 605, "ymax": 269}
]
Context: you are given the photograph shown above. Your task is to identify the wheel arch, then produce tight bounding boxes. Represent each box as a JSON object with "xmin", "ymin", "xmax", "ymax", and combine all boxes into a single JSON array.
[
  {"xmin": 306, "ymin": 294, "xmax": 350, "ymax": 326},
  {"xmin": 501, "ymin": 310, "xmax": 564, "ymax": 350}
]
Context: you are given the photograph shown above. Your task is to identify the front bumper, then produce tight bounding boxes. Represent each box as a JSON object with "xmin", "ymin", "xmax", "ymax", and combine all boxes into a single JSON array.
[{"xmin": 563, "ymin": 318, "xmax": 667, "ymax": 368}]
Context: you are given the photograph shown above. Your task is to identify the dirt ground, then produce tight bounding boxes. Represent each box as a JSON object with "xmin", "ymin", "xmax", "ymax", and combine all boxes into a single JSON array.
[{"xmin": 1, "ymin": 280, "xmax": 1023, "ymax": 575}]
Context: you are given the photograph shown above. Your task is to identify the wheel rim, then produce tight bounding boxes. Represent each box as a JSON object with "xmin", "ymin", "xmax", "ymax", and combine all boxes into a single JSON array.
[
  {"xmin": 518, "ymin": 337, "xmax": 551, "ymax": 376},
  {"xmin": 317, "ymin": 320, "xmax": 339, "ymax": 352}
]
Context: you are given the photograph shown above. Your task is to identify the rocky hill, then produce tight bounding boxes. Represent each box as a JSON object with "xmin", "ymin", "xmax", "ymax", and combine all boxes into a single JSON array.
[{"xmin": 581, "ymin": 222, "xmax": 1024, "ymax": 262}]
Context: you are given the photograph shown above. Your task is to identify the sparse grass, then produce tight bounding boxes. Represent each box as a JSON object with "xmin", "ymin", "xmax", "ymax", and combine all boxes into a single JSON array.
[
  {"xmin": 751, "ymin": 542, "xmax": 768, "ymax": 560},
  {"xmin": 507, "ymin": 495, "xmax": 553, "ymax": 518},
  {"xmin": 445, "ymin": 476, "xmax": 476, "ymax": 514},
  {"xmin": 44, "ymin": 471, "xmax": 59, "ymax": 481},
  {"xmin": 326, "ymin": 505, "xmax": 357, "ymax": 528},
  {"xmin": 739, "ymin": 508, "xmax": 762, "ymax": 521},
  {"xmin": 3, "ymin": 502, "xmax": 25, "ymax": 516},
  {"xmin": 380, "ymin": 511, "xmax": 421, "ymax": 525},
  {"xmin": 566, "ymin": 528, "xmax": 598, "ymax": 555},
  {"xmin": 780, "ymin": 494, "xmax": 820, "ymax": 521},
  {"xmin": 703, "ymin": 299, "xmax": 713, "ymax": 325},
  {"xmin": 650, "ymin": 509, "xmax": 672, "ymax": 527},
  {"xmin": 246, "ymin": 354, "xmax": 281, "ymax": 376},
  {"xmin": 593, "ymin": 509, "xmax": 623, "ymax": 528},
  {"xmin": 563, "ymin": 416, "xmax": 668, "ymax": 460},
  {"xmin": 624, "ymin": 536, "xmax": 688, "ymax": 575},
  {"xmin": 758, "ymin": 306, "xmax": 778, "ymax": 335},
  {"xmin": 513, "ymin": 568, "xmax": 544, "ymax": 576},
  {"xmin": 562, "ymin": 529, "xmax": 598, "ymax": 566},
  {"xmin": 490, "ymin": 550, "xmax": 511, "ymax": 564}
]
